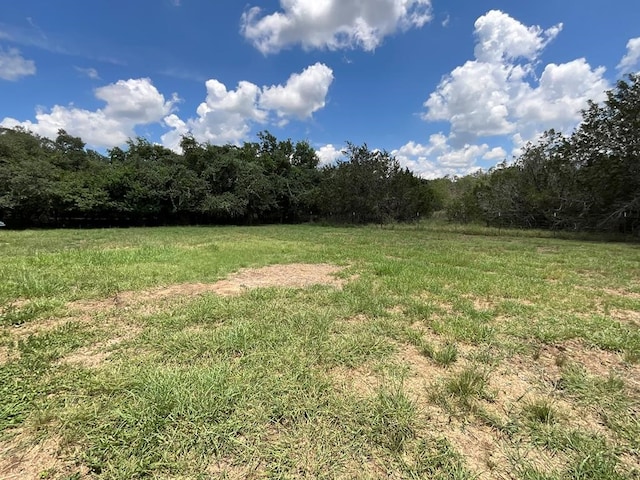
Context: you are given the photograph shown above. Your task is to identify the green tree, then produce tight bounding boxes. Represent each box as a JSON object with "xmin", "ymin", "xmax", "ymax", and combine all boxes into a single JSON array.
[
  {"xmin": 319, "ymin": 143, "xmax": 433, "ymax": 223},
  {"xmin": 571, "ymin": 74, "xmax": 640, "ymax": 233}
]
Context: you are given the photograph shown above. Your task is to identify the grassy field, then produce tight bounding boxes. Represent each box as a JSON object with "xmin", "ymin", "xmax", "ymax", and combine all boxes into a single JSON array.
[{"xmin": 0, "ymin": 223, "xmax": 638, "ymax": 479}]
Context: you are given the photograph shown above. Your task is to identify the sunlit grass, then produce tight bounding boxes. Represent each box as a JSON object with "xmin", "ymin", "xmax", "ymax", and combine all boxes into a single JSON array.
[{"xmin": 0, "ymin": 222, "xmax": 638, "ymax": 478}]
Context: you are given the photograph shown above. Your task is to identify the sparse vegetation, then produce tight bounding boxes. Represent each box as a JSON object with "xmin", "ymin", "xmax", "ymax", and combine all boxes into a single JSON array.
[{"xmin": 0, "ymin": 223, "xmax": 638, "ymax": 479}]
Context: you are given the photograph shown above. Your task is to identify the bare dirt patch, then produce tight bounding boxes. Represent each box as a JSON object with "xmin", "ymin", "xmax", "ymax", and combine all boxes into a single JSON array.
[
  {"xmin": 206, "ymin": 457, "xmax": 265, "ymax": 479},
  {"xmin": 5, "ymin": 264, "xmax": 348, "ymax": 361},
  {"xmin": 483, "ymin": 365, "xmax": 539, "ymax": 419},
  {"xmin": 220, "ymin": 263, "xmax": 347, "ymax": 292},
  {"xmin": 0, "ymin": 299, "xmax": 31, "ymax": 316},
  {"xmin": 0, "ymin": 430, "xmax": 87, "ymax": 480},
  {"xmin": 330, "ymin": 339, "xmax": 571, "ymax": 479},
  {"xmin": 394, "ymin": 344, "xmax": 448, "ymax": 402},
  {"xmin": 0, "ymin": 345, "xmax": 13, "ymax": 366},
  {"xmin": 342, "ymin": 314, "xmax": 370, "ymax": 325},
  {"xmin": 462, "ymin": 295, "xmax": 496, "ymax": 311},
  {"xmin": 392, "ymin": 339, "xmax": 601, "ymax": 478},
  {"xmin": 330, "ymin": 365, "xmax": 381, "ymax": 397},
  {"xmin": 610, "ymin": 308, "xmax": 640, "ymax": 327},
  {"xmin": 601, "ymin": 288, "xmax": 640, "ymax": 300},
  {"xmin": 435, "ymin": 418, "xmax": 512, "ymax": 478},
  {"xmin": 419, "ymin": 292, "xmax": 454, "ymax": 315},
  {"xmin": 4, "ymin": 315, "xmax": 91, "ymax": 340},
  {"xmin": 482, "ymin": 359, "xmax": 611, "ymax": 437},
  {"xmin": 57, "ymin": 326, "xmax": 142, "ymax": 369},
  {"xmin": 534, "ymin": 339, "xmax": 640, "ymax": 391},
  {"xmin": 385, "ymin": 305, "xmax": 404, "ymax": 315},
  {"xmin": 69, "ymin": 263, "xmax": 348, "ymax": 314}
]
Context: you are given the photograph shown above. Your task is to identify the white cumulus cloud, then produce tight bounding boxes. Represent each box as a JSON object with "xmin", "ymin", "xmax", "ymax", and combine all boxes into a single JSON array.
[
  {"xmin": 1, "ymin": 78, "xmax": 177, "ymax": 147},
  {"xmin": 0, "ymin": 46, "xmax": 36, "ymax": 80},
  {"xmin": 483, "ymin": 147, "xmax": 507, "ymax": 161},
  {"xmin": 162, "ymin": 63, "xmax": 334, "ymax": 150},
  {"xmin": 617, "ymin": 37, "xmax": 640, "ymax": 74},
  {"xmin": 513, "ymin": 59, "xmax": 607, "ymax": 136},
  {"xmin": 260, "ymin": 63, "xmax": 334, "ymax": 122},
  {"xmin": 473, "ymin": 10, "xmax": 562, "ymax": 63},
  {"xmin": 241, "ymin": 0, "xmax": 432, "ymax": 54},
  {"xmin": 162, "ymin": 79, "xmax": 266, "ymax": 149},
  {"xmin": 392, "ymin": 135, "xmax": 485, "ymax": 179},
  {"xmin": 415, "ymin": 10, "xmax": 609, "ymax": 176},
  {"xmin": 316, "ymin": 144, "xmax": 344, "ymax": 166}
]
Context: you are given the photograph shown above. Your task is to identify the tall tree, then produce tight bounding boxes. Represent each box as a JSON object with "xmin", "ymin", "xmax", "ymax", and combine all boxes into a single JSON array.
[{"xmin": 571, "ymin": 73, "xmax": 640, "ymax": 233}]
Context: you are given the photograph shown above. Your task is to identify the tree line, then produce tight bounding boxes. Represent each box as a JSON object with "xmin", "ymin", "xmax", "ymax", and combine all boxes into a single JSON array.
[
  {"xmin": 437, "ymin": 74, "xmax": 640, "ymax": 236},
  {"xmin": 1, "ymin": 74, "xmax": 638, "ymax": 234},
  {"xmin": 0, "ymin": 129, "xmax": 434, "ymax": 228}
]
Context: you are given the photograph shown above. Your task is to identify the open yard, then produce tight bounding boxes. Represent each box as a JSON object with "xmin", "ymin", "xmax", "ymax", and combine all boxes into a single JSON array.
[{"xmin": 0, "ymin": 223, "xmax": 638, "ymax": 479}]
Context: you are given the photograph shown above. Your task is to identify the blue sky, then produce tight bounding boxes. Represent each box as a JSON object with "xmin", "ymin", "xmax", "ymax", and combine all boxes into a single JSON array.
[{"xmin": 1, "ymin": 0, "xmax": 639, "ymax": 178}]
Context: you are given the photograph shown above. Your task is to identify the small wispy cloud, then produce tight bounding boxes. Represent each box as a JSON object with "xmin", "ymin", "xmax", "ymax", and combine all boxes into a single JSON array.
[
  {"xmin": 75, "ymin": 66, "xmax": 100, "ymax": 79},
  {"xmin": 26, "ymin": 17, "xmax": 48, "ymax": 41},
  {"xmin": 159, "ymin": 67, "xmax": 206, "ymax": 83},
  {"xmin": 0, "ymin": 21, "xmax": 125, "ymax": 65},
  {"xmin": 442, "ymin": 14, "xmax": 450, "ymax": 27}
]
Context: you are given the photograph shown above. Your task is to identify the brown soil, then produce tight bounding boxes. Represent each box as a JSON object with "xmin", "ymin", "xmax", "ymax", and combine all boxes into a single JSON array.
[
  {"xmin": 601, "ymin": 288, "xmax": 640, "ymax": 300},
  {"xmin": 419, "ymin": 292, "xmax": 454, "ymax": 314},
  {"xmin": 0, "ymin": 346, "xmax": 12, "ymax": 366},
  {"xmin": 57, "ymin": 326, "xmax": 142, "ymax": 369},
  {"xmin": 206, "ymin": 458, "xmax": 265, "ymax": 479},
  {"xmin": 611, "ymin": 308, "xmax": 640, "ymax": 327},
  {"xmin": 0, "ymin": 430, "xmax": 87, "ymax": 480},
  {"xmin": 5, "ymin": 314, "xmax": 92, "ymax": 340},
  {"xmin": 0, "ymin": 298, "xmax": 31, "ymax": 315},
  {"xmin": 534, "ymin": 339, "xmax": 640, "ymax": 392},
  {"xmin": 330, "ymin": 365, "xmax": 381, "ymax": 397},
  {"xmin": 68, "ymin": 263, "xmax": 347, "ymax": 313},
  {"xmin": 391, "ymin": 344, "xmax": 511, "ymax": 477},
  {"xmin": 3, "ymin": 263, "xmax": 349, "ymax": 342},
  {"xmin": 330, "ymin": 329, "xmax": 638, "ymax": 478},
  {"xmin": 462, "ymin": 294, "xmax": 496, "ymax": 311},
  {"xmin": 342, "ymin": 314, "xmax": 370, "ymax": 325}
]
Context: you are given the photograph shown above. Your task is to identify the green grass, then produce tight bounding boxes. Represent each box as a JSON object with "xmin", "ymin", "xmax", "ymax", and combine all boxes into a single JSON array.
[
  {"xmin": 0, "ymin": 222, "xmax": 638, "ymax": 479},
  {"xmin": 523, "ymin": 399, "xmax": 558, "ymax": 425}
]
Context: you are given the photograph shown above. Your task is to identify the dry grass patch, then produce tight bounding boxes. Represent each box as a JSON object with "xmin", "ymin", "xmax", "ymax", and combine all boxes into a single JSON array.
[
  {"xmin": 462, "ymin": 294, "xmax": 497, "ymax": 311},
  {"xmin": 68, "ymin": 263, "xmax": 348, "ymax": 314},
  {"xmin": 610, "ymin": 308, "xmax": 640, "ymax": 327},
  {"xmin": 482, "ymin": 360, "xmax": 611, "ymax": 437},
  {"xmin": 330, "ymin": 365, "xmax": 381, "ymax": 397},
  {"xmin": 4, "ymin": 314, "xmax": 92, "ymax": 341},
  {"xmin": 0, "ymin": 430, "xmax": 87, "ymax": 480},
  {"xmin": 0, "ymin": 299, "xmax": 31, "ymax": 315},
  {"xmin": 482, "ymin": 365, "xmax": 539, "ymax": 423},
  {"xmin": 57, "ymin": 326, "xmax": 142, "ymax": 369},
  {"xmin": 601, "ymin": 287, "xmax": 640, "ymax": 300},
  {"xmin": 534, "ymin": 339, "xmax": 640, "ymax": 391},
  {"xmin": 397, "ymin": 349, "xmax": 448, "ymax": 408},
  {"xmin": 385, "ymin": 305, "xmax": 404, "ymax": 315},
  {"xmin": 206, "ymin": 458, "xmax": 265, "ymax": 479},
  {"xmin": 419, "ymin": 292, "xmax": 454, "ymax": 314},
  {"xmin": 0, "ymin": 345, "xmax": 15, "ymax": 366},
  {"xmin": 5, "ymin": 262, "xmax": 348, "ymax": 342},
  {"xmin": 436, "ymin": 420, "xmax": 511, "ymax": 478},
  {"xmin": 342, "ymin": 314, "xmax": 370, "ymax": 325}
]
